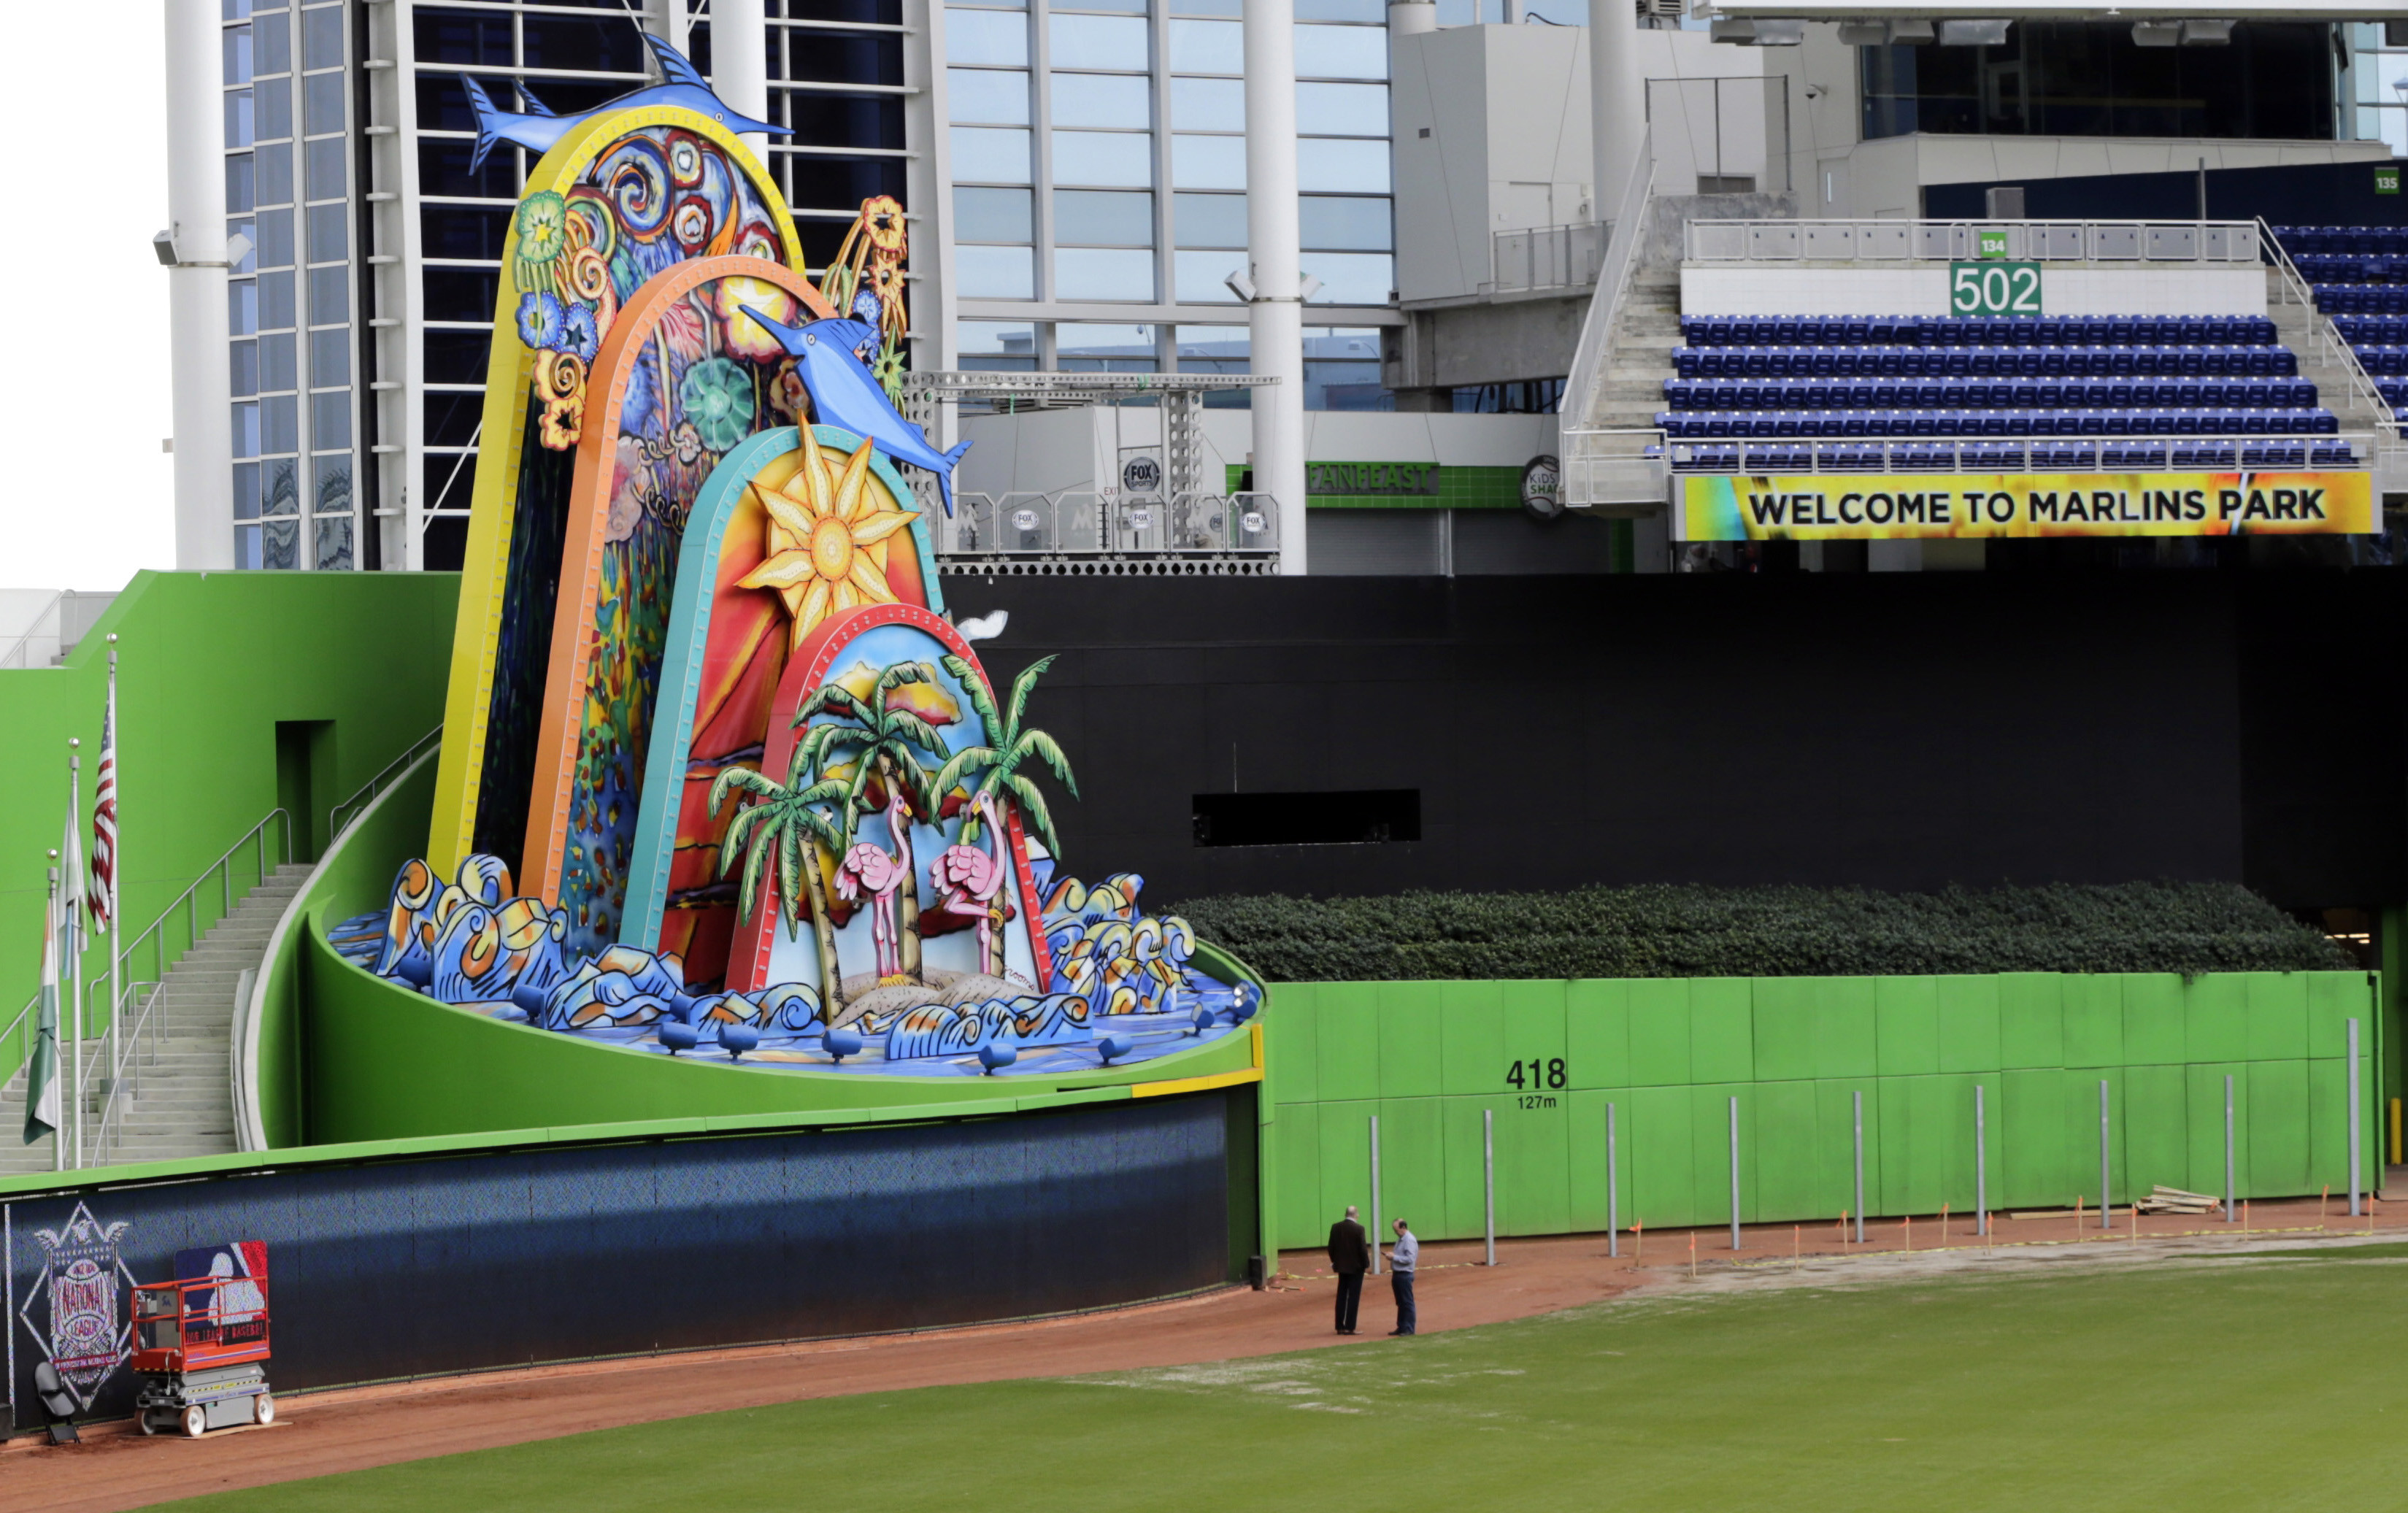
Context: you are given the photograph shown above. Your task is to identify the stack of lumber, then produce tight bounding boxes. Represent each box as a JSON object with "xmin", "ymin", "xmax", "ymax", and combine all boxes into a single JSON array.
[{"xmin": 2136, "ymin": 1185, "xmax": 2221, "ymax": 1215}]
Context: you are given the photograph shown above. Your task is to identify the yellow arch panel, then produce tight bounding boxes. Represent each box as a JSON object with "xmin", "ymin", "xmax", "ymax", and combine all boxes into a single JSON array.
[{"xmin": 428, "ymin": 107, "xmax": 808, "ymax": 879}]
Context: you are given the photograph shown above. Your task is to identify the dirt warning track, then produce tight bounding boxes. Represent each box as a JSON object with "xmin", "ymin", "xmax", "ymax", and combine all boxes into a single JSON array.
[{"xmin": 4, "ymin": 1190, "xmax": 2393, "ymax": 1512}]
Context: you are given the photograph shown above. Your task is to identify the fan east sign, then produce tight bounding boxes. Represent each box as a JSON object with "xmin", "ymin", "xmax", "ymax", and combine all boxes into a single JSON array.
[{"xmin": 1678, "ymin": 472, "xmax": 2374, "ymax": 541}]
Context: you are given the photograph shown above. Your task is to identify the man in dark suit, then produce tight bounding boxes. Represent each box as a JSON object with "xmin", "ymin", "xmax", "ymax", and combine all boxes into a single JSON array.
[{"xmin": 1327, "ymin": 1204, "xmax": 1370, "ymax": 1334}]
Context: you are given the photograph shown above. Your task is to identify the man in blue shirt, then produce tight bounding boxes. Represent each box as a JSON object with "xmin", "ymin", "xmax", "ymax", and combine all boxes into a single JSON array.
[{"xmin": 1387, "ymin": 1217, "xmax": 1418, "ymax": 1336}]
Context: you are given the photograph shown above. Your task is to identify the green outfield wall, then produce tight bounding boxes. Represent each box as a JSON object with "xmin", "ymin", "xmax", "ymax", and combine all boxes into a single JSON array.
[
  {"xmin": 1260, "ymin": 974, "xmax": 2382, "ymax": 1252},
  {"xmin": 0, "ymin": 571, "xmax": 458, "ymax": 1083}
]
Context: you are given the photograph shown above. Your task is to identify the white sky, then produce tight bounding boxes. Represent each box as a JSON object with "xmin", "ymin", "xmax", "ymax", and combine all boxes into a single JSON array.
[{"xmin": 0, "ymin": 9, "xmax": 173, "ymax": 592}]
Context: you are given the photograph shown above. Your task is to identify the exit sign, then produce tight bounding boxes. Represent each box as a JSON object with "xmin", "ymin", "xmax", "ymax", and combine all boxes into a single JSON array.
[{"xmin": 2379, "ymin": 166, "xmax": 2400, "ymax": 196}]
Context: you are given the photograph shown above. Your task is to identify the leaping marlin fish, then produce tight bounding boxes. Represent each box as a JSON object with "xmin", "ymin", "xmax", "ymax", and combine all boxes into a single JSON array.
[
  {"xmin": 745, "ymin": 312, "xmax": 974, "ymax": 517},
  {"xmin": 462, "ymin": 32, "xmax": 788, "ymax": 172}
]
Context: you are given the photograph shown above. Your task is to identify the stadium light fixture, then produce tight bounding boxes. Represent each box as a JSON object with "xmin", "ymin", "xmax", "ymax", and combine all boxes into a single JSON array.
[{"xmin": 1939, "ymin": 18, "xmax": 2011, "ymax": 45}]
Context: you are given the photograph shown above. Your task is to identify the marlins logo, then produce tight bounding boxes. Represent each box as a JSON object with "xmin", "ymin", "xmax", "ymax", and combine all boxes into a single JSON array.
[{"xmin": 18, "ymin": 1202, "xmax": 134, "ymax": 1412}]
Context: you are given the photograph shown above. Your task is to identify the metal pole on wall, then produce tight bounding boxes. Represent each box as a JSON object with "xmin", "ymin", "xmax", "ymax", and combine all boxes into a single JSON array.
[
  {"xmin": 1243, "ymin": 0, "xmax": 1308, "ymax": 572},
  {"xmin": 1728, "ymin": 1096, "xmax": 1742, "ymax": 1252},
  {"xmin": 1369, "ymin": 1114, "xmax": 1382, "ymax": 1277},
  {"xmin": 2225, "ymin": 1073, "xmax": 2236, "ymax": 1223},
  {"xmin": 2099, "ymin": 1079, "xmax": 2113, "ymax": 1230},
  {"xmin": 68, "ymin": 747, "xmax": 82, "ymax": 1171},
  {"xmin": 1483, "ymin": 1107, "xmax": 1496, "ymax": 1266},
  {"xmin": 1607, "ymin": 1101, "xmax": 1620, "ymax": 1259},
  {"xmin": 2349, "ymin": 1017, "xmax": 2363, "ymax": 1219},
  {"xmin": 1975, "ymin": 1082, "xmax": 1988, "ymax": 1238},
  {"xmin": 1852, "ymin": 1090, "xmax": 1865, "ymax": 1244},
  {"xmin": 4, "ymin": 1202, "xmax": 13, "ymax": 1436}
]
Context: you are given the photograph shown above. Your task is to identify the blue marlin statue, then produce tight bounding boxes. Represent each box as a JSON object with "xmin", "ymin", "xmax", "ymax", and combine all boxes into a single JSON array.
[
  {"xmin": 744, "ymin": 312, "xmax": 974, "ymax": 517},
  {"xmin": 463, "ymin": 32, "xmax": 788, "ymax": 172}
]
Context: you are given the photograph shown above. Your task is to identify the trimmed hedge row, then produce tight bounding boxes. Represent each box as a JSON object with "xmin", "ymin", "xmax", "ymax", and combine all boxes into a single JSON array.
[{"xmin": 1169, "ymin": 882, "xmax": 2353, "ymax": 982}]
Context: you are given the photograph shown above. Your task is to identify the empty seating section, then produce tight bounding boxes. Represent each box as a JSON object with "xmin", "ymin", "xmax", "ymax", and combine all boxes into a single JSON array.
[
  {"xmin": 2271, "ymin": 228, "xmax": 2408, "ymax": 417},
  {"xmin": 1659, "ymin": 314, "xmax": 2332, "ymax": 467}
]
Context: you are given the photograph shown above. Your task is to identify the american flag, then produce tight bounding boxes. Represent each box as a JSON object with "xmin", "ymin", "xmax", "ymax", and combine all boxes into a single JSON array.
[{"xmin": 89, "ymin": 679, "xmax": 115, "ymax": 933}]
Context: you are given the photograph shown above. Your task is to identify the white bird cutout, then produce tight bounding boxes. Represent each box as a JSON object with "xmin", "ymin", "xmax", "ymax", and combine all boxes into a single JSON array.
[{"xmin": 955, "ymin": 610, "xmax": 1009, "ymax": 644}]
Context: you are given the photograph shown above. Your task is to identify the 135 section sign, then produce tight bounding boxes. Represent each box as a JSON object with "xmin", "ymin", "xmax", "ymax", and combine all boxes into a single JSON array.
[{"xmin": 1950, "ymin": 261, "xmax": 2042, "ymax": 315}]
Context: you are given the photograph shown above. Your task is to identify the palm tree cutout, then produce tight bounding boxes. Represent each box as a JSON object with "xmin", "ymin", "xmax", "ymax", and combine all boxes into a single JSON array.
[
  {"xmin": 795, "ymin": 662, "xmax": 947, "ymax": 984},
  {"xmin": 708, "ymin": 765, "xmax": 851, "ymax": 1019},
  {"xmin": 931, "ymin": 652, "xmax": 1080, "ymax": 979}
]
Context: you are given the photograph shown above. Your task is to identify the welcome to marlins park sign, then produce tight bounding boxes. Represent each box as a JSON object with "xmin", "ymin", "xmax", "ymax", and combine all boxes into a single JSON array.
[{"xmin": 1677, "ymin": 471, "xmax": 2375, "ymax": 542}]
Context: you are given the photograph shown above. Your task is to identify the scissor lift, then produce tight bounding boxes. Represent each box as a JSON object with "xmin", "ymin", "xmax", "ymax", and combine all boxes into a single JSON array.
[{"xmin": 130, "ymin": 1268, "xmax": 274, "ymax": 1437}]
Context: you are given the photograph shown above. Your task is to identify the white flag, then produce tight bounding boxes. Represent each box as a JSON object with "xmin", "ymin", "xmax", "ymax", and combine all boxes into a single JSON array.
[{"xmin": 23, "ymin": 888, "xmax": 60, "ymax": 1144}]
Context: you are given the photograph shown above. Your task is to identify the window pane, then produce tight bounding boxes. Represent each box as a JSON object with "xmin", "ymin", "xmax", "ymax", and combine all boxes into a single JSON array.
[
  {"xmin": 1050, "ymin": 14, "xmax": 1149, "ymax": 70},
  {"xmin": 226, "ymin": 155, "xmax": 255, "ymax": 213},
  {"xmin": 311, "ymin": 390, "xmax": 352, "ymax": 448},
  {"xmin": 314, "ymin": 453, "xmax": 353, "ymax": 517},
  {"xmin": 1055, "ymin": 247, "xmax": 1155, "ymax": 301},
  {"xmin": 1172, "ymin": 133, "xmax": 1246, "ymax": 189},
  {"xmin": 1297, "ymin": 81, "xmax": 1388, "ymax": 136},
  {"xmin": 1053, "ymin": 129, "xmax": 1153, "ymax": 187},
  {"xmin": 1169, "ymin": 19, "xmax": 1243, "ymax": 74},
  {"xmin": 309, "ymin": 264, "xmax": 349, "ymax": 315},
  {"xmin": 255, "ymin": 13, "xmax": 288, "ymax": 74},
  {"xmin": 264, "ymin": 517, "xmax": 299, "ymax": 569},
  {"xmin": 1176, "ymin": 324, "xmax": 1247, "ymax": 363},
  {"xmin": 256, "ymin": 76, "xmax": 290, "ymax": 139},
  {"xmin": 1055, "ymin": 188, "xmax": 1154, "ymax": 245},
  {"xmin": 1058, "ymin": 322, "xmax": 1157, "ymax": 371},
  {"xmin": 786, "ymin": 91, "xmax": 908, "ymax": 149},
  {"xmin": 304, "ymin": 69, "xmax": 345, "ymax": 134},
  {"xmin": 954, "ymin": 185, "xmax": 1034, "ymax": 242},
  {"xmin": 305, "ymin": 136, "xmax": 346, "ymax": 199},
  {"xmin": 1174, "ymin": 247, "xmax": 1244, "ymax": 301},
  {"xmin": 226, "ymin": 89, "xmax": 255, "ymax": 147},
  {"xmin": 1051, "ymin": 72, "xmax": 1151, "ymax": 130},
  {"xmin": 229, "ymin": 280, "xmax": 258, "ymax": 335},
  {"xmin": 1172, "ymin": 76, "xmax": 1245, "ymax": 130},
  {"xmin": 231, "ymin": 401, "xmax": 261, "ymax": 459},
  {"xmin": 223, "ymin": 24, "xmax": 253, "ymax": 85},
  {"xmin": 949, "ymin": 67, "xmax": 1030, "ymax": 123},
  {"xmin": 950, "ymin": 125, "xmax": 1033, "ymax": 181},
  {"xmin": 313, "ymin": 513, "xmax": 354, "ymax": 572},
  {"xmin": 307, "ymin": 202, "xmax": 347, "ymax": 261},
  {"xmin": 946, "ymin": 9, "xmax": 1029, "ymax": 66},
  {"xmin": 301, "ymin": 6, "xmax": 343, "ymax": 70},
  {"xmin": 1299, "ymin": 136, "xmax": 1388, "ymax": 192},
  {"xmin": 260, "ymin": 269, "xmax": 295, "ymax": 329},
  {"xmin": 1296, "ymin": 23, "xmax": 1387, "ymax": 80},
  {"xmin": 958, "ymin": 320, "xmax": 1038, "ymax": 361},
  {"xmin": 231, "ymin": 339, "xmax": 259, "ymax": 397},
  {"xmin": 1296, "ymin": 0, "xmax": 1384, "ymax": 18},
  {"xmin": 1174, "ymin": 190, "xmax": 1247, "ymax": 247},
  {"xmin": 234, "ymin": 462, "xmax": 261, "ymax": 521},
  {"xmin": 957, "ymin": 243, "xmax": 1036, "ymax": 297},
  {"xmin": 261, "ymin": 331, "xmax": 297, "ymax": 391},
  {"xmin": 1299, "ymin": 250, "xmax": 1392, "ymax": 303},
  {"xmin": 1300, "ymin": 194, "xmax": 1390, "ymax": 250},
  {"xmin": 263, "ymin": 394, "xmax": 299, "ymax": 453},
  {"xmin": 1171, "ymin": 0, "xmax": 1242, "ymax": 15},
  {"xmin": 256, "ymin": 142, "xmax": 292, "ymax": 206},
  {"xmin": 310, "ymin": 328, "xmax": 350, "ymax": 386}
]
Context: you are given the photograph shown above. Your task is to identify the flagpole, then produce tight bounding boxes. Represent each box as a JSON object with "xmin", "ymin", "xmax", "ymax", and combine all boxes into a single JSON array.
[
  {"xmin": 104, "ymin": 637, "xmax": 121, "ymax": 1138},
  {"xmin": 67, "ymin": 741, "xmax": 82, "ymax": 1170},
  {"xmin": 45, "ymin": 863, "xmax": 61, "ymax": 1174}
]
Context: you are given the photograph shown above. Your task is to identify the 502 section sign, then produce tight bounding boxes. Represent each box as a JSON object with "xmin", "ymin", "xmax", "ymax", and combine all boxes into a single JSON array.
[{"xmin": 1950, "ymin": 261, "xmax": 2042, "ymax": 315}]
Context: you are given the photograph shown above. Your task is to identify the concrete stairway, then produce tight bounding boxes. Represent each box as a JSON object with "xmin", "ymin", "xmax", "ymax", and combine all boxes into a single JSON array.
[
  {"xmin": 2266, "ymin": 268, "xmax": 2388, "ymax": 437},
  {"xmin": 0, "ymin": 863, "xmax": 312, "ymax": 1176},
  {"xmin": 1590, "ymin": 270, "xmax": 1684, "ymax": 434}
]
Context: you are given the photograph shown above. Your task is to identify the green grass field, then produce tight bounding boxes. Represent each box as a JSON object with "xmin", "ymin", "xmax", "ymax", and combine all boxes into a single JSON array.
[{"xmin": 172, "ymin": 1252, "xmax": 2408, "ymax": 1512}]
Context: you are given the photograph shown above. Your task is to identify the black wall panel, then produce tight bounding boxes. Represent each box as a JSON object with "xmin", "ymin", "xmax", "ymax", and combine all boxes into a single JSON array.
[
  {"xmin": 942, "ymin": 571, "xmax": 2404, "ymax": 909},
  {"xmin": 4, "ymin": 1095, "xmax": 1231, "ymax": 1429}
]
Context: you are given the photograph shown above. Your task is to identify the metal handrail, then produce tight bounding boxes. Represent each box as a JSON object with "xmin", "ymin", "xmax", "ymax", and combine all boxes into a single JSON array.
[
  {"xmin": 1657, "ymin": 431, "xmax": 2372, "ymax": 474},
  {"xmin": 1686, "ymin": 218, "xmax": 2263, "ymax": 265},
  {"xmin": 2260, "ymin": 216, "xmax": 2399, "ymax": 442},
  {"xmin": 64, "ymin": 809, "xmax": 293, "ymax": 1156},
  {"xmin": 1563, "ymin": 126, "xmax": 1655, "ymax": 436},
  {"xmin": 328, "ymin": 724, "xmax": 442, "ymax": 840},
  {"xmin": 85, "ymin": 980, "xmax": 165, "ymax": 1169},
  {"xmin": 943, "ymin": 490, "xmax": 1280, "ymax": 559}
]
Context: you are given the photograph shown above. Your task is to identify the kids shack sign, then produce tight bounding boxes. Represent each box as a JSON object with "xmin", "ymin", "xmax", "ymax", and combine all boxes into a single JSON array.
[{"xmin": 1679, "ymin": 471, "xmax": 2374, "ymax": 541}]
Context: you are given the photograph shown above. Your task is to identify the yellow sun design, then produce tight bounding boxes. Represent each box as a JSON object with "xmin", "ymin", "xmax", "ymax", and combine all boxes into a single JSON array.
[{"xmin": 736, "ymin": 427, "xmax": 920, "ymax": 647}]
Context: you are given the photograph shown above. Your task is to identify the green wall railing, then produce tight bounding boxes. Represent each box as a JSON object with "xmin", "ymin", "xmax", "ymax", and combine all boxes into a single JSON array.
[
  {"xmin": 1261, "ymin": 974, "xmax": 2382, "ymax": 1252},
  {"xmin": 0, "ymin": 571, "xmax": 459, "ymax": 1086}
]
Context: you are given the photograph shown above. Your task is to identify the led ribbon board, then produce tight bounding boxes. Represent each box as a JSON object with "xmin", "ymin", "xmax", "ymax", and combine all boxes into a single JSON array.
[
  {"xmin": 1679, "ymin": 471, "xmax": 2377, "ymax": 541},
  {"xmin": 428, "ymin": 109, "xmax": 806, "ymax": 885},
  {"xmin": 726, "ymin": 603, "xmax": 1053, "ymax": 1001},
  {"xmin": 623, "ymin": 426, "xmax": 940, "ymax": 986}
]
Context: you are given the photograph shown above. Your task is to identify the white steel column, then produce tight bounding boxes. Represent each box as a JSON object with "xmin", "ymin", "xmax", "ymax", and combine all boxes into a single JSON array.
[
  {"xmin": 1243, "ymin": 0, "xmax": 1307, "ymax": 574},
  {"xmin": 1588, "ymin": 0, "xmax": 1645, "ymax": 224},
  {"xmin": 714, "ymin": 0, "xmax": 772, "ymax": 160},
  {"xmin": 166, "ymin": 0, "xmax": 232, "ymax": 570}
]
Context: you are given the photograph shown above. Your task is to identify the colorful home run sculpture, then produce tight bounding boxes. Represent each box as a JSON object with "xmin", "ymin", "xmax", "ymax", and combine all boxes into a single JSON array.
[{"xmin": 350, "ymin": 36, "xmax": 1254, "ymax": 1078}]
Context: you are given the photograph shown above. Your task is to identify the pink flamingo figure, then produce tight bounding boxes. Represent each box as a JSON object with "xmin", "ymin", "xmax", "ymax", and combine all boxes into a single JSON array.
[
  {"xmin": 836, "ymin": 784, "xmax": 913, "ymax": 981},
  {"xmin": 933, "ymin": 791, "xmax": 1008, "ymax": 977}
]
